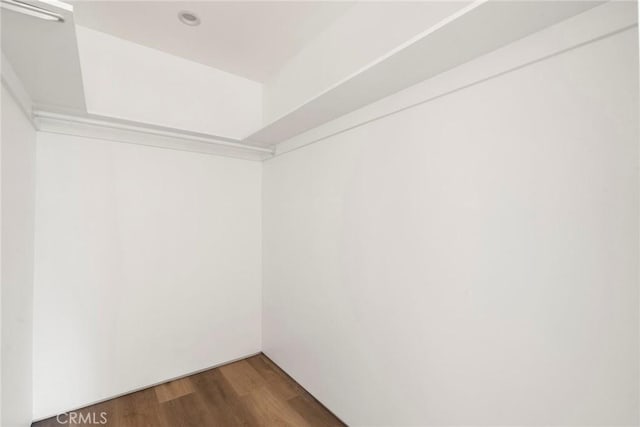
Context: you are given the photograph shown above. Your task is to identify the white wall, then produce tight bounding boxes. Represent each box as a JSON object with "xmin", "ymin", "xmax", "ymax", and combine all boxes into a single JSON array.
[
  {"xmin": 1, "ymin": 85, "xmax": 36, "ymax": 427},
  {"xmin": 262, "ymin": 25, "xmax": 639, "ymax": 426},
  {"xmin": 32, "ymin": 134, "xmax": 262, "ymax": 419},
  {"xmin": 76, "ymin": 26, "xmax": 263, "ymax": 140}
]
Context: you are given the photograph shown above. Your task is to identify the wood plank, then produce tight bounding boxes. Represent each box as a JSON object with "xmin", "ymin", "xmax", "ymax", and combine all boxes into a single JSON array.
[
  {"xmin": 154, "ymin": 377, "xmax": 194, "ymax": 403},
  {"xmin": 72, "ymin": 399, "xmax": 116, "ymax": 426},
  {"xmin": 288, "ymin": 392, "xmax": 346, "ymax": 427},
  {"xmin": 32, "ymin": 354, "xmax": 342, "ymax": 427},
  {"xmin": 219, "ymin": 360, "xmax": 266, "ymax": 396},
  {"xmin": 190, "ymin": 368, "xmax": 260, "ymax": 426},
  {"xmin": 32, "ymin": 395, "xmax": 117, "ymax": 427},
  {"xmin": 158, "ymin": 393, "xmax": 216, "ymax": 427},
  {"xmin": 241, "ymin": 385, "xmax": 311, "ymax": 427},
  {"xmin": 113, "ymin": 389, "xmax": 164, "ymax": 427},
  {"xmin": 248, "ymin": 354, "xmax": 302, "ymax": 400},
  {"xmin": 247, "ymin": 354, "xmax": 281, "ymax": 382},
  {"xmin": 190, "ymin": 369, "xmax": 238, "ymax": 403},
  {"xmin": 32, "ymin": 416, "xmax": 69, "ymax": 427}
]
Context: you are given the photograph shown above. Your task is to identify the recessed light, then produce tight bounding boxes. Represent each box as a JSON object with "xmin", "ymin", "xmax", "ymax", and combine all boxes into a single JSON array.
[{"xmin": 178, "ymin": 10, "xmax": 200, "ymax": 26}]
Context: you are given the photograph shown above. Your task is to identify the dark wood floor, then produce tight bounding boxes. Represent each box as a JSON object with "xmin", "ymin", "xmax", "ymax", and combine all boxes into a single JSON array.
[{"xmin": 33, "ymin": 353, "xmax": 345, "ymax": 427}]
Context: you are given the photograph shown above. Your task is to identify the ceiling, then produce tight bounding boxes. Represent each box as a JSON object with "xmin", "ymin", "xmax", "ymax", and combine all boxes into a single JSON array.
[
  {"xmin": 2, "ymin": 0, "xmax": 617, "ymax": 158},
  {"xmin": 71, "ymin": 1, "xmax": 354, "ymax": 82}
]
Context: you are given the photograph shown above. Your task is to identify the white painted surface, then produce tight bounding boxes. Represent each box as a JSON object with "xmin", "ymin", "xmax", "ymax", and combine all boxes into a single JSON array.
[
  {"xmin": 1, "ymin": 54, "xmax": 33, "ymax": 123},
  {"xmin": 33, "ymin": 133, "xmax": 262, "ymax": 419},
  {"xmin": 1, "ymin": 1, "xmax": 86, "ymax": 111},
  {"xmin": 1, "ymin": 86, "xmax": 36, "ymax": 427},
  {"xmin": 33, "ymin": 110, "xmax": 274, "ymax": 161},
  {"xmin": 249, "ymin": 0, "xmax": 602, "ymax": 146},
  {"xmin": 263, "ymin": 1, "xmax": 470, "ymax": 123},
  {"xmin": 274, "ymin": 0, "xmax": 635, "ymax": 157},
  {"xmin": 73, "ymin": 1, "xmax": 353, "ymax": 82},
  {"xmin": 262, "ymin": 26, "xmax": 639, "ymax": 426},
  {"xmin": 76, "ymin": 26, "xmax": 263, "ymax": 140}
]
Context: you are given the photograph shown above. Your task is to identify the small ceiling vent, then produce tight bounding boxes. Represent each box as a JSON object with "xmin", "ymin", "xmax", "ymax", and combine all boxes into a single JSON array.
[{"xmin": 178, "ymin": 10, "xmax": 200, "ymax": 26}]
